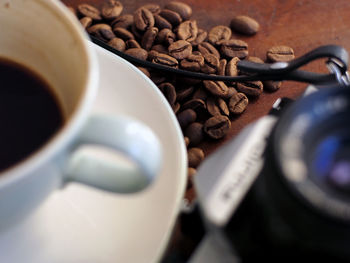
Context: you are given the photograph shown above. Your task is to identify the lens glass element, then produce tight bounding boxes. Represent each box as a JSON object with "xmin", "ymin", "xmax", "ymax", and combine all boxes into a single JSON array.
[{"xmin": 311, "ymin": 131, "xmax": 350, "ymax": 193}]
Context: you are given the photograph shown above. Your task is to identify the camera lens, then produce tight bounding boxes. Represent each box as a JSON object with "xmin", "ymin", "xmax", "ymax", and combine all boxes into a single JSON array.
[
  {"xmin": 272, "ymin": 86, "xmax": 350, "ymax": 221},
  {"xmin": 222, "ymin": 86, "xmax": 350, "ymax": 261},
  {"xmin": 215, "ymin": 86, "xmax": 350, "ymax": 261}
]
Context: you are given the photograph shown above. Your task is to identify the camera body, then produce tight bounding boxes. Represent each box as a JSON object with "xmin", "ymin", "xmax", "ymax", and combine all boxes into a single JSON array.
[{"xmin": 193, "ymin": 85, "xmax": 350, "ymax": 262}]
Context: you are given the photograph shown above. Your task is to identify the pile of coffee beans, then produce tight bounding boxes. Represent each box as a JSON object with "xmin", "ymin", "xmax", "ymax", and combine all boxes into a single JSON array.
[{"xmin": 68, "ymin": 0, "xmax": 295, "ymax": 192}]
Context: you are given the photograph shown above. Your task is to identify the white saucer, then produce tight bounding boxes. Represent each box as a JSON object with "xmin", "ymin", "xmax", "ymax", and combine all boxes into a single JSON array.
[{"xmin": 0, "ymin": 43, "xmax": 187, "ymax": 263}]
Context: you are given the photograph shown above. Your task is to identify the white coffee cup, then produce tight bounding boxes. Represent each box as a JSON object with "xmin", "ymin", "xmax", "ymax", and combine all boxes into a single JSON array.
[{"xmin": 0, "ymin": 0, "xmax": 161, "ymax": 229}]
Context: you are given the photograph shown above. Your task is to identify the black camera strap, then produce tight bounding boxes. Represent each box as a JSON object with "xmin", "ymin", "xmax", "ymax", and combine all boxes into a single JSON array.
[{"xmin": 91, "ymin": 35, "xmax": 350, "ymax": 87}]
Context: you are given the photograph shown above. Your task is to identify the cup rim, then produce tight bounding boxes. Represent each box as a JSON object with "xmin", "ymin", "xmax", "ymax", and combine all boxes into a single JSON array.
[{"xmin": 0, "ymin": 0, "xmax": 99, "ymax": 187}]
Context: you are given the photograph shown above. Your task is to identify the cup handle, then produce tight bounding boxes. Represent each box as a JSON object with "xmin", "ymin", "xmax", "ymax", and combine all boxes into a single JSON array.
[{"xmin": 63, "ymin": 114, "xmax": 162, "ymax": 193}]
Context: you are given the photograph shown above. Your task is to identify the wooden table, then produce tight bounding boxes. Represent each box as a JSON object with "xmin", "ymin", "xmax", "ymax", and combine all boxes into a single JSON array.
[
  {"xmin": 62, "ymin": 0, "xmax": 350, "ymax": 155},
  {"xmin": 61, "ymin": 0, "xmax": 350, "ymax": 260}
]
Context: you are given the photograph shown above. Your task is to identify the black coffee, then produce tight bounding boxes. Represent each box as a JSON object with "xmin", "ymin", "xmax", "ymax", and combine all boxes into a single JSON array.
[{"xmin": 0, "ymin": 58, "xmax": 64, "ymax": 172}]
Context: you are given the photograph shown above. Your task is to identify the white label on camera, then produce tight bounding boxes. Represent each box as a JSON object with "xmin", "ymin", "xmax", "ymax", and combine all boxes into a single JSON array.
[{"xmin": 204, "ymin": 116, "xmax": 277, "ymax": 227}]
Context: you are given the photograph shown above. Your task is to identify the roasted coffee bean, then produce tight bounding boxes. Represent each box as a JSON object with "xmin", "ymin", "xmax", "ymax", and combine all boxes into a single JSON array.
[
  {"xmin": 159, "ymin": 9, "xmax": 182, "ymax": 27},
  {"xmin": 267, "ymin": 45, "xmax": 295, "ymax": 62},
  {"xmin": 87, "ymin": 24, "xmax": 115, "ymax": 41},
  {"xmin": 150, "ymin": 70, "xmax": 167, "ymax": 84},
  {"xmin": 201, "ymin": 54, "xmax": 219, "ymax": 74},
  {"xmin": 108, "ymin": 37, "xmax": 126, "ymax": 51},
  {"xmin": 263, "ymin": 80, "xmax": 282, "ymax": 92},
  {"xmin": 236, "ymin": 81, "xmax": 263, "ymax": 96},
  {"xmin": 226, "ymin": 57, "xmax": 240, "ymax": 77},
  {"xmin": 230, "ymin": 15, "xmax": 260, "ymax": 35},
  {"xmin": 169, "ymin": 40, "xmax": 192, "ymax": 60},
  {"xmin": 165, "ymin": 1, "xmax": 192, "ymax": 20},
  {"xmin": 220, "ymin": 39, "xmax": 248, "ymax": 59},
  {"xmin": 192, "ymin": 51, "xmax": 201, "ymax": 56},
  {"xmin": 141, "ymin": 27, "xmax": 158, "ymax": 50},
  {"xmin": 187, "ymin": 167, "xmax": 197, "ymax": 188},
  {"xmin": 79, "ymin": 17, "xmax": 92, "ymax": 29},
  {"xmin": 177, "ymin": 86, "xmax": 194, "ymax": 101},
  {"xmin": 177, "ymin": 109, "xmax": 197, "ymax": 129},
  {"xmin": 137, "ymin": 67, "xmax": 150, "ymax": 78},
  {"xmin": 134, "ymin": 7, "xmax": 155, "ymax": 32},
  {"xmin": 191, "ymin": 29, "xmax": 207, "ymax": 46},
  {"xmin": 149, "ymin": 49, "xmax": 162, "ymax": 60},
  {"xmin": 172, "ymin": 102, "xmax": 181, "ymax": 113},
  {"xmin": 222, "ymin": 87, "xmax": 238, "ymax": 99},
  {"xmin": 177, "ymin": 20, "xmax": 198, "ymax": 42},
  {"xmin": 152, "ymin": 52, "xmax": 179, "ymax": 67},
  {"xmin": 188, "ymin": 166, "xmax": 196, "ymax": 177},
  {"xmin": 184, "ymin": 137, "xmax": 190, "ymax": 148},
  {"xmin": 203, "ymin": 80, "xmax": 229, "ymax": 98},
  {"xmin": 207, "ymin": 97, "xmax": 229, "ymax": 116},
  {"xmin": 181, "ymin": 99, "xmax": 206, "ymax": 112},
  {"xmin": 192, "ymin": 87, "xmax": 208, "ymax": 101},
  {"xmin": 141, "ymin": 3, "xmax": 161, "ymax": 14},
  {"xmin": 111, "ymin": 14, "xmax": 134, "ymax": 29},
  {"xmin": 159, "ymin": 82, "xmax": 177, "ymax": 105},
  {"xmin": 229, "ymin": 92, "xmax": 248, "ymax": 114},
  {"xmin": 101, "ymin": 0, "xmax": 123, "ymax": 20},
  {"xmin": 126, "ymin": 39, "xmax": 141, "ymax": 49},
  {"xmin": 154, "ymin": 14, "xmax": 173, "ymax": 30},
  {"xmin": 188, "ymin": 147, "xmax": 205, "ymax": 168},
  {"xmin": 113, "ymin": 27, "xmax": 134, "ymax": 41},
  {"xmin": 125, "ymin": 48, "xmax": 148, "ymax": 60},
  {"xmin": 204, "ymin": 115, "xmax": 231, "ymax": 139},
  {"xmin": 157, "ymin": 28, "xmax": 176, "ymax": 46},
  {"xmin": 247, "ymin": 56, "xmax": 264, "ymax": 63},
  {"xmin": 151, "ymin": 44, "xmax": 168, "ymax": 54},
  {"xmin": 216, "ymin": 98, "xmax": 230, "ymax": 116},
  {"xmin": 131, "ymin": 24, "xmax": 144, "ymax": 40},
  {"xmin": 77, "ymin": 4, "xmax": 102, "ymax": 21},
  {"xmin": 177, "ymin": 76, "xmax": 202, "ymax": 86},
  {"xmin": 208, "ymin": 25, "xmax": 232, "ymax": 45},
  {"xmin": 198, "ymin": 42, "xmax": 220, "ymax": 59},
  {"xmin": 180, "ymin": 53, "xmax": 204, "ymax": 72},
  {"xmin": 185, "ymin": 122, "xmax": 204, "ymax": 146},
  {"xmin": 218, "ymin": 59, "xmax": 227, "ymax": 76}
]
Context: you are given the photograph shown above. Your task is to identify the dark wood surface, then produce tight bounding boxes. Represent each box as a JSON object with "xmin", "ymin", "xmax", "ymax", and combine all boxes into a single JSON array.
[
  {"xmin": 62, "ymin": 0, "xmax": 350, "ymax": 156},
  {"xmin": 61, "ymin": 0, "xmax": 350, "ymax": 260}
]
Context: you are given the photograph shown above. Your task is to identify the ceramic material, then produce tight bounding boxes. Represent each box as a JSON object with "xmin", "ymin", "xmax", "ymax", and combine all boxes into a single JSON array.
[
  {"xmin": 0, "ymin": 43, "xmax": 187, "ymax": 263},
  {"xmin": 0, "ymin": 0, "xmax": 161, "ymax": 230}
]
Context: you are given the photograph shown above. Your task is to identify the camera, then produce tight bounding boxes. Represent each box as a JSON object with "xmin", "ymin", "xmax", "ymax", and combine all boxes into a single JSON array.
[{"xmin": 191, "ymin": 84, "xmax": 350, "ymax": 262}]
